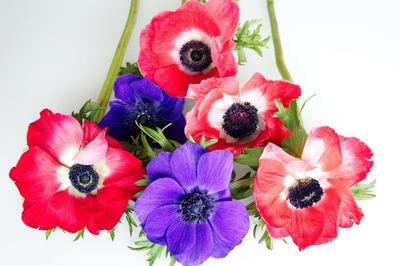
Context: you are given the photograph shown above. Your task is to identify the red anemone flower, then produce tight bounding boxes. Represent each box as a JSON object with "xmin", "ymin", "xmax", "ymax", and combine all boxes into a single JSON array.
[
  {"xmin": 254, "ymin": 126, "xmax": 374, "ymax": 250},
  {"xmin": 185, "ymin": 73, "xmax": 301, "ymax": 156},
  {"xmin": 9, "ymin": 109, "xmax": 145, "ymax": 234},
  {"xmin": 138, "ymin": 0, "xmax": 239, "ymax": 97}
]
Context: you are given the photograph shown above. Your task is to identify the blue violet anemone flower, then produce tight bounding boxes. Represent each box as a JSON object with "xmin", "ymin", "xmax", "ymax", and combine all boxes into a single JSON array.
[
  {"xmin": 134, "ymin": 143, "xmax": 250, "ymax": 266},
  {"xmin": 99, "ymin": 74, "xmax": 186, "ymax": 143}
]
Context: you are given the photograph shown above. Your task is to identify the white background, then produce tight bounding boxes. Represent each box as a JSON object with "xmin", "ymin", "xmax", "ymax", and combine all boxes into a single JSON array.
[{"xmin": 0, "ymin": 0, "xmax": 399, "ymax": 265}]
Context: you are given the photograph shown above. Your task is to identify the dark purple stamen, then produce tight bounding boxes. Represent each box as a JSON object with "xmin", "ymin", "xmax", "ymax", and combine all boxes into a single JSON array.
[
  {"xmin": 222, "ymin": 102, "xmax": 259, "ymax": 139},
  {"xmin": 179, "ymin": 40, "xmax": 212, "ymax": 72}
]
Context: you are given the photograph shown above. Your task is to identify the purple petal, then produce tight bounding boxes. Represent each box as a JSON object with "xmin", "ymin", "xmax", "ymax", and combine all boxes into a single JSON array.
[
  {"xmin": 170, "ymin": 143, "xmax": 206, "ymax": 191},
  {"xmin": 162, "ymin": 114, "xmax": 187, "ymax": 144},
  {"xmin": 160, "ymin": 94, "xmax": 185, "ymax": 121},
  {"xmin": 143, "ymin": 204, "xmax": 178, "ymax": 245},
  {"xmin": 209, "ymin": 201, "xmax": 249, "ymax": 245},
  {"xmin": 210, "ymin": 226, "xmax": 236, "ymax": 259},
  {"xmin": 166, "ymin": 218, "xmax": 196, "ymax": 255},
  {"xmin": 99, "ymin": 102, "xmax": 131, "ymax": 140},
  {"xmin": 134, "ymin": 178, "xmax": 183, "ymax": 225},
  {"xmin": 114, "ymin": 74, "xmax": 142, "ymax": 104},
  {"xmin": 197, "ymin": 150, "xmax": 233, "ymax": 195},
  {"xmin": 131, "ymin": 78, "xmax": 164, "ymax": 102},
  {"xmin": 146, "ymin": 152, "xmax": 174, "ymax": 182},
  {"xmin": 174, "ymin": 223, "xmax": 213, "ymax": 266}
]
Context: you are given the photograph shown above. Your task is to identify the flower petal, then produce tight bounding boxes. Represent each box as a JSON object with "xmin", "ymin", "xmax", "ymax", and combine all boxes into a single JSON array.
[
  {"xmin": 9, "ymin": 147, "xmax": 63, "ymax": 201},
  {"xmin": 143, "ymin": 204, "xmax": 179, "ymax": 245},
  {"xmin": 302, "ymin": 127, "xmax": 343, "ymax": 171},
  {"xmin": 159, "ymin": 93, "xmax": 185, "ymax": 121},
  {"xmin": 86, "ymin": 201, "xmax": 128, "ymax": 235},
  {"xmin": 114, "ymin": 74, "xmax": 142, "ymax": 104},
  {"xmin": 82, "ymin": 120, "xmax": 124, "ymax": 150},
  {"xmin": 73, "ymin": 128, "xmax": 108, "ymax": 165},
  {"xmin": 99, "ymin": 102, "xmax": 132, "ymax": 141},
  {"xmin": 27, "ymin": 109, "xmax": 83, "ymax": 166},
  {"xmin": 146, "ymin": 151, "xmax": 174, "ymax": 182},
  {"xmin": 131, "ymin": 78, "xmax": 164, "ymax": 102},
  {"xmin": 134, "ymin": 178, "xmax": 184, "ymax": 225},
  {"xmin": 330, "ymin": 136, "xmax": 374, "ymax": 187},
  {"xmin": 205, "ymin": 0, "xmax": 239, "ymax": 43},
  {"xmin": 162, "ymin": 114, "xmax": 187, "ymax": 144},
  {"xmin": 96, "ymin": 148, "xmax": 144, "ymax": 203},
  {"xmin": 210, "ymin": 226, "xmax": 236, "ymax": 259},
  {"xmin": 166, "ymin": 218, "xmax": 196, "ymax": 256},
  {"xmin": 170, "ymin": 143, "xmax": 206, "ymax": 191},
  {"xmin": 286, "ymin": 207, "xmax": 325, "ymax": 250},
  {"xmin": 174, "ymin": 223, "xmax": 213, "ymax": 266},
  {"xmin": 209, "ymin": 201, "xmax": 249, "ymax": 245},
  {"xmin": 329, "ymin": 179, "xmax": 364, "ymax": 228},
  {"xmin": 197, "ymin": 150, "xmax": 233, "ymax": 195}
]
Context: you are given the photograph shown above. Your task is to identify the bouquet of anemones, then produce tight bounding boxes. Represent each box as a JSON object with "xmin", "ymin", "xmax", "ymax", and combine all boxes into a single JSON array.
[{"xmin": 9, "ymin": 0, "xmax": 375, "ymax": 265}]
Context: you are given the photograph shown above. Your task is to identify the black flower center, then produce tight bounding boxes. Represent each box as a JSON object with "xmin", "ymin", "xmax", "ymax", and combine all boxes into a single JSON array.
[
  {"xmin": 288, "ymin": 178, "xmax": 324, "ymax": 209},
  {"xmin": 222, "ymin": 102, "xmax": 259, "ymax": 139},
  {"xmin": 179, "ymin": 40, "xmax": 212, "ymax": 72},
  {"xmin": 178, "ymin": 191, "xmax": 214, "ymax": 223},
  {"xmin": 125, "ymin": 101, "xmax": 159, "ymax": 130},
  {"xmin": 68, "ymin": 164, "xmax": 99, "ymax": 194}
]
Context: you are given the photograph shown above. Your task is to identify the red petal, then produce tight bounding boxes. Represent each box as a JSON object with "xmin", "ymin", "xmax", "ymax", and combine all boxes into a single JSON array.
[
  {"xmin": 154, "ymin": 64, "xmax": 218, "ymax": 97},
  {"xmin": 286, "ymin": 207, "xmax": 325, "ymax": 250},
  {"xmin": 98, "ymin": 148, "xmax": 144, "ymax": 204},
  {"xmin": 9, "ymin": 147, "xmax": 62, "ymax": 201},
  {"xmin": 205, "ymin": 0, "xmax": 239, "ymax": 43},
  {"xmin": 330, "ymin": 136, "xmax": 374, "ymax": 187},
  {"xmin": 241, "ymin": 74, "xmax": 301, "ymax": 113},
  {"xmin": 302, "ymin": 126, "xmax": 343, "ymax": 171},
  {"xmin": 329, "ymin": 179, "xmax": 364, "ymax": 228},
  {"xmin": 27, "ymin": 109, "xmax": 83, "ymax": 166}
]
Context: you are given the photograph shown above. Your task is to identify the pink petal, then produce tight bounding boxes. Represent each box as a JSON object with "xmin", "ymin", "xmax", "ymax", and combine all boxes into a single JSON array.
[
  {"xmin": 82, "ymin": 120, "xmax": 124, "ymax": 150},
  {"xmin": 73, "ymin": 128, "xmax": 108, "ymax": 165},
  {"xmin": 302, "ymin": 126, "xmax": 343, "ymax": 171},
  {"xmin": 330, "ymin": 135, "xmax": 374, "ymax": 187},
  {"xmin": 205, "ymin": 0, "xmax": 239, "ymax": 43}
]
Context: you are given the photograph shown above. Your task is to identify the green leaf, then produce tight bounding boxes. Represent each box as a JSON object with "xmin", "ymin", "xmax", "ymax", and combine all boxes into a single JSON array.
[
  {"xmin": 199, "ymin": 135, "xmax": 218, "ymax": 149},
  {"xmin": 45, "ymin": 228, "xmax": 56, "ymax": 240},
  {"xmin": 108, "ymin": 229, "xmax": 115, "ymax": 241},
  {"xmin": 234, "ymin": 147, "xmax": 264, "ymax": 168},
  {"xmin": 136, "ymin": 122, "xmax": 175, "ymax": 152},
  {"xmin": 230, "ymin": 172, "xmax": 255, "ymax": 200},
  {"xmin": 129, "ymin": 236, "xmax": 176, "ymax": 266},
  {"xmin": 71, "ymin": 100, "xmax": 106, "ymax": 124},
  {"xmin": 125, "ymin": 206, "xmax": 137, "ymax": 237},
  {"xmin": 135, "ymin": 177, "xmax": 151, "ymax": 187},
  {"xmin": 73, "ymin": 229, "xmax": 85, "ymax": 241},
  {"xmin": 275, "ymin": 100, "xmax": 308, "ymax": 158},
  {"xmin": 351, "ymin": 180, "xmax": 376, "ymax": 200},
  {"xmin": 300, "ymin": 93, "xmax": 317, "ymax": 114},
  {"xmin": 234, "ymin": 20, "xmax": 270, "ymax": 64},
  {"xmin": 119, "ymin": 62, "xmax": 142, "ymax": 77}
]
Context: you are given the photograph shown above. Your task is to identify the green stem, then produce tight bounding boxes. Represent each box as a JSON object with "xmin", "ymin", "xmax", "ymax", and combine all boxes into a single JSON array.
[
  {"xmin": 181, "ymin": 0, "xmax": 187, "ymax": 4},
  {"xmin": 267, "ymin": 0, "xmax": 300, "ymax": 117},
  {"xmin": 267, "ymin": 0, "xmax": 292, "ymax": 82},
  {"xmin": 93, "ymin": 0, "xmax": 140, "ymax": 123}
]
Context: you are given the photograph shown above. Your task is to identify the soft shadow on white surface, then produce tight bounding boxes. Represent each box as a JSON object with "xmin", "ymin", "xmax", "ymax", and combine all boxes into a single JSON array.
[{"xmin": 0, "ymin": 0, "xmax": 399, "ymax": 265}]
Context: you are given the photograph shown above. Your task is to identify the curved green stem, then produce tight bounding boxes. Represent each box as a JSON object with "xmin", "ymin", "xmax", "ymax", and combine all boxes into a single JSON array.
[
  {"xmin": 267, "ymin": 0, "xmax": 292, "ymax": 82},
  {"xmin": 94, "ymin": 0, "xmax": 140, "ymax": 123},
  {"xmin": 181, "ymin": 0, "xmax": 187, "ymax": 4}
]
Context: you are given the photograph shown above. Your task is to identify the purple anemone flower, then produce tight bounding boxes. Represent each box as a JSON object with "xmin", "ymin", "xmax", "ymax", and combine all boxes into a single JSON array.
[
  {"xmin": 99, "ymin": 74, "xmax": 186, "ymax": 143},
  {"xmin": 134, "ymin": 143, "xmax": 249, "ymax": 266}
]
